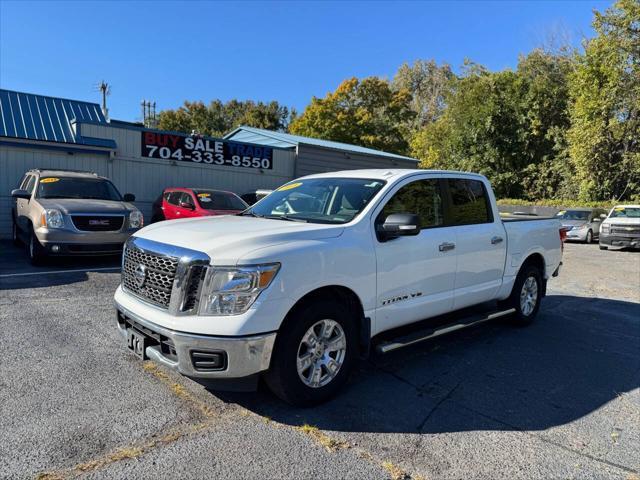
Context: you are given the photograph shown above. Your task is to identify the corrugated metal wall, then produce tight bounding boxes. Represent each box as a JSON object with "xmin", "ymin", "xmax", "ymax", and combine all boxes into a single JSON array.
[
  {"xmin": 0, "ymin": 123, "xmax": 296, "ymax": 239},
  {"xmin": 295, "ymin": 144, "xmax": 418, "ymax": 177}
]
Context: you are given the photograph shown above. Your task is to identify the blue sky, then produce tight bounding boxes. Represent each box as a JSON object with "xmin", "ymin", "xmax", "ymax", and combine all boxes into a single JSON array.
[{"xmin": 1, "ymin": 0, "xmax": 610, "ymax": 122}]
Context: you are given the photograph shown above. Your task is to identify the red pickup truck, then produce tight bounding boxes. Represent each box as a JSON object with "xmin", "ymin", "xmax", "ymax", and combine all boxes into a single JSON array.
[{"xmin": 151, "ymin": 187, "xmax": 248, "ymax": 222}]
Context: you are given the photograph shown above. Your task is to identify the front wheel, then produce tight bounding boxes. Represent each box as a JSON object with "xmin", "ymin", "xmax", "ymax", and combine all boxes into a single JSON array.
[
  {"xmin": 586, "ymin": 229, "xmax": 593, "ymax": 244},
  {"xmin": 12, "ymin": 220, "xmax": 21, "ymax": 246},
  {"xmin": 27, "ymin": 225, "xmax": 47, "ymax": 266},
  {"xmin": 507, "ymin": 265, "xmax": 542, "ymax": 326},
  {"xmin": 264, "ymin": 299, "xmax": 356, "ymax": 406}
]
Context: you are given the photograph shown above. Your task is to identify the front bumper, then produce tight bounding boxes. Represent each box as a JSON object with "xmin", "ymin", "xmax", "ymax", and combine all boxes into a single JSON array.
[
  {"xmin": 115, "ymin": 302, "xmax": 276, "ymax": 380},
  {"xmin": 599, "ymin": 233, "xmax": 640, "ymax": 249},
  {"xmin": 36, "ymin": 227, "xmax": 137, "ymax": 255}
]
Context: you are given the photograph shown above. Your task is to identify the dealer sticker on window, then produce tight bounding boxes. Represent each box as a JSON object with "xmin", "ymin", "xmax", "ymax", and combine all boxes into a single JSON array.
[
  {"xmin": 278, "ymin": 182, "xmax": 302, "ymax": 191},
  {"xmin": 40, "ymin": 178, "xmax": 60, "ymax": 183}
]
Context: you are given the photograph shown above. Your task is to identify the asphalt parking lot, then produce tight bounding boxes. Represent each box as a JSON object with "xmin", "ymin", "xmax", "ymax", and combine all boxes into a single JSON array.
[{"xmin": 1, "ymin": 240, "xmax": 639, "ymax": 480}]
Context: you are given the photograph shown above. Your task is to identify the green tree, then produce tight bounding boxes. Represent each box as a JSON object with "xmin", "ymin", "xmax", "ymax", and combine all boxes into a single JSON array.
[
  {"xmin": 157, "ymin": 99, "xmax": 292, "ymax": 137},
  {"xmin": 392, "ymin": 60, "xmax": 455, "ymax": 128},
  {"xmin": 411, "ymin": 52, "xmax": 575, "ymax": 199},
  {"xmin": 568, "ymin": 0, "xmax": 640, "ymax": 201},
  {"xmin": 289, "ymin": 77, "xmax": 415, "ymax": 154}
]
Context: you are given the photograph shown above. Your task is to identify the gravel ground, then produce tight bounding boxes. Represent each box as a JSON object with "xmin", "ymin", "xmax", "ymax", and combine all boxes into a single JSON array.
[{"xmin": 0, "ymin": 241, "xmax": 638, "ymax": 480}]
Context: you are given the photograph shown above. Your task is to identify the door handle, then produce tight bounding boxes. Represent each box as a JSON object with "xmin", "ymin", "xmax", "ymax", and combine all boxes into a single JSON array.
[
  {"xmin": 439, "ymin": 242, "xmax": 456, "ymax": 252},
  {"xmin": 491, "ymin": 236, "xmax": 504, "ymax": 245}
]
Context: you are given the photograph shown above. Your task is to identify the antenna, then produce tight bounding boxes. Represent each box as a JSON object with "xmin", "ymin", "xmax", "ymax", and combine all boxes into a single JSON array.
[
  {"xmin": 141, "ymin": 99, "xmax": 157, "ymax": 127},
  {"xmin": 96, "ymin": 80, "xmax": 111, "ymax": 120}
]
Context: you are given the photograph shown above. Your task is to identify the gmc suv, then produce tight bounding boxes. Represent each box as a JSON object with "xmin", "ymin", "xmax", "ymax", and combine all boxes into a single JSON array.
[{"xmin": 11, "ymin": 169, "xmax": 143, "ymax": 264}]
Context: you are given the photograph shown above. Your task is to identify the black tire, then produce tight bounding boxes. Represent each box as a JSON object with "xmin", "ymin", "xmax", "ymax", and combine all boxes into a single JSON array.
[
  {"xmin": 27, "ymin": 225, "xmax": 47, "ymax": 266},
  {"xmin": 599, "ymin": 244, "xmax": 608, "ymax": 250},
  {"xmin": 506, "ymin": 264, "xmax": 543, "ymax": 326},
  {"xmin": 586, "ymin": 229, "xmax": 593, "ymax": 244},
  {"xmin": 12, "ymin": 219, "xmax": 21, "ymax": 246},
  {"xmin": 264, "ymin": 297, "xmax": 357, "ymax": 406},
  {"xmin": 151, "ymin": 215, "xmax": 164, "ymax": 223}
]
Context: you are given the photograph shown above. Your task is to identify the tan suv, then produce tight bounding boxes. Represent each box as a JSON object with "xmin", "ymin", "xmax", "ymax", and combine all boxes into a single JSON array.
[{"xmin": 11, "ymin": 169, "xmax": 143, "ymax": 264}]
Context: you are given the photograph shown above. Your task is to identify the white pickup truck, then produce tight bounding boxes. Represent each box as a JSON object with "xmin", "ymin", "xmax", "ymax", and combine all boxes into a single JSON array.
[{"xmin": 114, "ymin": 170, "xmax": 563, "ymax": 405}]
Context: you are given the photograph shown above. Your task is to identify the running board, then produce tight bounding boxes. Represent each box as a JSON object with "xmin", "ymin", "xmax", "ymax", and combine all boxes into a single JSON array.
[{"xmin": 376, "ymin": 308, "xmax": 516, "ymax": 354}]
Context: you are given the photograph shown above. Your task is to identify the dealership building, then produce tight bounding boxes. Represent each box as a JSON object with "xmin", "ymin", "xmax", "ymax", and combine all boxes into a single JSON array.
[{"xmin": 0, "ymin": 88, "xmax": 417, "ymax": 238}]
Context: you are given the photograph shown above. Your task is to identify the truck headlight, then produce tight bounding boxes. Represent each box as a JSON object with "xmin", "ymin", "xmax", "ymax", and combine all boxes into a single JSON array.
[
  {"xmin": 41, "ymin": 209, "xmax": 64, "ymax": 228},
  {"xmin": 601, "ymin": 223, "xmax": 610, "ymax": 233},
  {"xmin": 199, "ymin": 264, "xmax": 280, "ymax": 316},
  {"xmin": 129, "ymin": 211, "xmax": 144, "ymax": 229}
]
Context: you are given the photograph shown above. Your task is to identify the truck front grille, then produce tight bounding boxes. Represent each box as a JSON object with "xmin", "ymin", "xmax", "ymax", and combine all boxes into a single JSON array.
[
  {"xmin": 122, "ymin": 246, "xmax": 179, "ymax": 308},
  {"xmin": 72, "ymin": 215, "xmax": 124, "ymax": 231},
  {"xmin": 610, "ymin": 224, "xmax": 640, "ymax": 236}
]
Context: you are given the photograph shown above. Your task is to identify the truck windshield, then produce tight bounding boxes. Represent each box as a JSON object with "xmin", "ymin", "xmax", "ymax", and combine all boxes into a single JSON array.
[
  {"xmin": 194, "ymin": 190, "xmax": 247, "ymax": 210},
  {"xmin": 555, "ymin": 210, "xmax": 590, "ymax": 220},
  {"xmin": 609, "ymin": 207, "xmax": 640, "ymax": 218},
  {"xmin": 37, "ymin": 177, "xmax": 123, "ymax": 201},
  {"xmin": 246, "ymin": 178, "xmax": 386, "ymax": 224}
]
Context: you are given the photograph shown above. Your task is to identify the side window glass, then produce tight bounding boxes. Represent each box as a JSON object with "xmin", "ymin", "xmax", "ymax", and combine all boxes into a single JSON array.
[
  {"xmin": 19, "ymin": 175, "xmax": 29, "ymax": 189},
  {"xmin": 378, "ymin": 179, "xmax": 444, "ymax": 229},
  {"xmin": 447, "ymin": 179, "xmax": 492, "ymax": 225},
  {"xmin": 168, "ymin": 192, "xmax": 181, "ymax": 205},
  {"xmin": 180, "ymin": 192, "xmax": 194, "ymax": 206},
  {"xmin": 25, "ymin": 176, "xmax": 36, "ymax": 194}
]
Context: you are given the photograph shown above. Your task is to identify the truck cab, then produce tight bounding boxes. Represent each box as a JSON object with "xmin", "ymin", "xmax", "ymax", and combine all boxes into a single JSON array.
[{"xmin": 114, "ymin": 169, "xmax": 563, "ymax": 405}]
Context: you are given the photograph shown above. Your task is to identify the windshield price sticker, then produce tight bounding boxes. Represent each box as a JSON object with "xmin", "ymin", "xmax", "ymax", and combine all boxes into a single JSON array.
[
  {"xmin": 40, "ymin": 178, "xmax": 60, "ymax": 183},
  {"xmin": 141, "ymin": 132, "xmax": 273, "ymax": 170}
]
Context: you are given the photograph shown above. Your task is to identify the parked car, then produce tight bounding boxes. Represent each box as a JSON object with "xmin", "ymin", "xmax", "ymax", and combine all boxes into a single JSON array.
[
  {"xmin": 555, "ymin": 208, "xmax": 608, "ymax": 243},
  {"xmin": 599, "ymin": 205, "xmax": 640, "ymax": 250},
  {"xmin": 11, "ymin": 169, "xmax": 142, "ymax": 264},
  {"xmin": 151, "ymin": 188, "xmax": 248, "ymax": 222},
  {"xmin": 115, "ymin": 169, "xmax": 563, "ymax": 406},
  {"xmin": 240, "ymin": 189, "xmax": 273, "ymax": 206}
]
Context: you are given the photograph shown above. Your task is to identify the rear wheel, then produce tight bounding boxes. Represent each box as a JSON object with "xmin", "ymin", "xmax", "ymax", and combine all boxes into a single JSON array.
[
  {"xmin": 27, "ymin": 225, "xmax": 47, "ymax": 266},
  {"xmin": 265, "ymin": 298, "xmax": 356, "ymax": 406},
  {"xmin": 507, "ymin": 264, "xmax": 542, "ymax": 326},
  {"xmin": 586, "ymin": 229, "xmax": 593, "ymax": 244}
]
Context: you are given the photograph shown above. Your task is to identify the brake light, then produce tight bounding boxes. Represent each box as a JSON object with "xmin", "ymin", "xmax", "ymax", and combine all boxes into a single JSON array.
[{"xmin": 559, "ymin": 227, "xmax": 568, "ymax": 251}]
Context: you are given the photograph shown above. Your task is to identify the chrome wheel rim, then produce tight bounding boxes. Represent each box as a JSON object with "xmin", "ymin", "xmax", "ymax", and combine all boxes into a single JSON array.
[
  {"xmin": 297, "ymin": 319, "xmax": 346, "ymax": 389},
  {"xmin": 520, "ymin": 276, "xmax": 538, "ymax": 316}
]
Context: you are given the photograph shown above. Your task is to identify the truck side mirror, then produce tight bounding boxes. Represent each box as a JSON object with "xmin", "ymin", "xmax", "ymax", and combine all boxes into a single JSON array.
[
  {"xmin": 377, "ymin": 213, "xmax": 421, "ymax": 241},
  {"xmin": 123, "ymin": 193, "xmax": 136, "ymax": 202},
  {"xmin": 11, "ymin": 189, "xmax": 31, "ymax": 200}
]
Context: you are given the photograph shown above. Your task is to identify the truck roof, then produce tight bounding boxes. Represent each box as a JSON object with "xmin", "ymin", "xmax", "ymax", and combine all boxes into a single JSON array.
[{"xmin": 299, "ymin": 169, "xmax": 486, "ymax": 181}]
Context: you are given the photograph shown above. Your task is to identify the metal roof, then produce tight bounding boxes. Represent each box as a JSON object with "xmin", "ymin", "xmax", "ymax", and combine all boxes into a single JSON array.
[
  {"xmin": 224, "ymin": 126, "xmax": 418, "ymax": 162},
  {"xmin": 0, "ymin": 88, "xmax": 108, "ymax": 144}
]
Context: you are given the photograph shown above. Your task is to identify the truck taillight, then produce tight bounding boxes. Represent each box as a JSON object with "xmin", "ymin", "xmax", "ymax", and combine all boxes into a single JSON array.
[{"xmin": 559, "ymin": 227, "xmax": 568, "ymax": 251}]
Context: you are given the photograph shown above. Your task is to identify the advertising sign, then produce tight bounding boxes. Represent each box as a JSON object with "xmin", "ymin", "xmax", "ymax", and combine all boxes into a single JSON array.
[{"xmin": 141, "ymin": 131, "xmax": 273, "ymax": 170}]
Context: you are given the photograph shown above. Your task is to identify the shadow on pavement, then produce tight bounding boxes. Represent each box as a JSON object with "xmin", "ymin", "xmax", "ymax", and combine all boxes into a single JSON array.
[
  {"xmin": 0, "ymin": 240, "xmax": 121, "ymax": 290},
  {"xmin": 219, "ymin": 295, "xmax": 640, "ymax": 434}
]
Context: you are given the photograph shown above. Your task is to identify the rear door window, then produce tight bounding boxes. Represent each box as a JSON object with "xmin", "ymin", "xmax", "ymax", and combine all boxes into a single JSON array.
[
  {"xmin": 446, "ymin": 179, "xmax": 492, "ymax": 225},
  {"xmin": 167, "ymin": 192, "xmax": 181, "ymax": 205}
]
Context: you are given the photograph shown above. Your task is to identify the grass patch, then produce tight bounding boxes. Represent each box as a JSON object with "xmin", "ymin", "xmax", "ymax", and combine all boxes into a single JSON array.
[
  {"xmin": 381, "ymin": 461, "xmax": 410, "ymax": 480},
  {"xmin": 296, "ymin": 424, "xmax": 350, "ymax": 452}
]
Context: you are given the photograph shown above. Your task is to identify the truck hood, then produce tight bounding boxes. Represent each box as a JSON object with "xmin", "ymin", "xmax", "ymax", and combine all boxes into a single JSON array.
[
  {"xmin": 604, "ymin": 217, "xmax": 640, "ymax": 225},
  {"xmin": 135, "ymin": 215, "xmax": 345, "ymax": 264},
  {"xmin": 37, "ymin": 198, "xmax": 136, "ymax": 215}
]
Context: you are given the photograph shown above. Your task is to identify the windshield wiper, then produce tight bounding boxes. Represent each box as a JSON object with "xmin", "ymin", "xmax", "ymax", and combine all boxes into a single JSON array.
[
  {"xmin": 263, "ymin": 215, "xmax": 308, "ymax": 223},
  {"xmin": 238, "ymin": 210, "xmax": 264, "ymax": 218}
]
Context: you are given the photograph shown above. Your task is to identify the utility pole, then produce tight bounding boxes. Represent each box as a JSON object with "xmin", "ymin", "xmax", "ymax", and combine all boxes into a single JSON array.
[{"xmin": 97, "ymin": 81, "xmax": 111, "ymax": 121}]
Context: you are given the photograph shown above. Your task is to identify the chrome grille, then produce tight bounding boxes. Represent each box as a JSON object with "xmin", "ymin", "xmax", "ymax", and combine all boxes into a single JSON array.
[
  {"xmin": 122, "ymin": 246, "xmax": 179, "ymax": 308},
  {"xmin": 121, "ymin": 237, "xmax": 211, "ymax": 314},
  {"xmin": 611, "ymin": 224, "xmax": 640, "ymax": 236}
]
